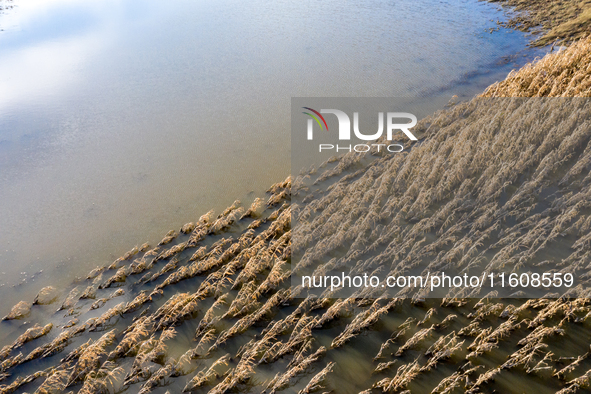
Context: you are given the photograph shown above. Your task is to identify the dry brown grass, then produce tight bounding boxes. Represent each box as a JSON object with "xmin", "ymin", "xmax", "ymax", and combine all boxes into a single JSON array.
[
  {"xmin": 482, "ymin": 37, "xmax": 591, "ymax": 97},
  {"xmin": 1, "ymin": 301, "xmax": 31, "ymax": 321},
  {"xmin": 489, "ymin": 0, "xmax": 591, "ymax": 45},
  {"xmin": 35, "ymin": 368, "xmax": 70, "ymax": 394},
  {"xmin": 66, "ymin": 330, "xmax": 116, "ymax": 386}
]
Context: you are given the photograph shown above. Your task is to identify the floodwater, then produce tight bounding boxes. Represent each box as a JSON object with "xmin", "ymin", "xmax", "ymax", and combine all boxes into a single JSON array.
[{"xmin": 0, "ymin": 0, "xmax": 541, "ymax": 315}]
